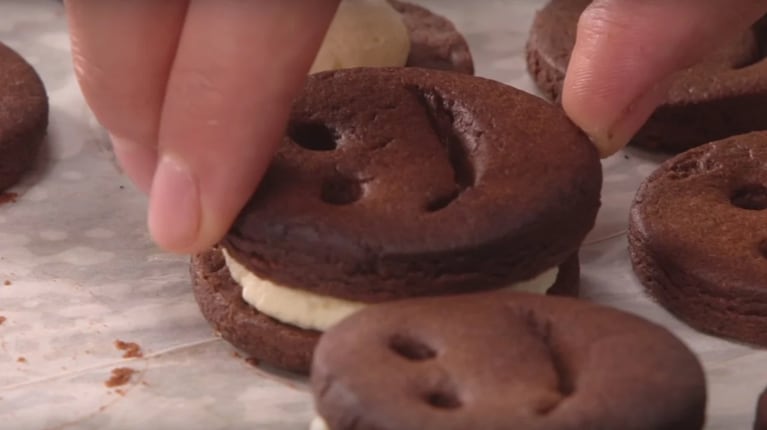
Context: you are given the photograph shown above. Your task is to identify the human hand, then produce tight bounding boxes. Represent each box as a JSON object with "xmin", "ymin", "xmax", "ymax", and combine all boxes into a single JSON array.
[
  {"xmin": 562, "ymin": 0, "xmax": 767, "ymax": 157},
  {"xmin": 65, "ymin": 0, "xmax": 339, "ymax": 253}
]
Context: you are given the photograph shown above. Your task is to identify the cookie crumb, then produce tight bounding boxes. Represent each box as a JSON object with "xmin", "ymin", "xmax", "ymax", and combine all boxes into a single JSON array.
[
  {"xmin": 0, "ymin": 192, "xmax": 17, "ymax": 205},
  {"xmin": 231, "ymin": 351, "xmax": 242, "ymax": 359},
  {"xmin": 624, "ymin": 154, "xmax": 630, "ymax": 160},
  {"xmin": 16, "ymin": 357, "xmax": 26, "ymax": 363},
  {"xmin": 3, "ymin": 280, "xmax": 10, "ymax": 286},
  {"xmin": 114, "ymin": 340, "xmax": 143, "ymax": 358},
  {"xmin": 105, "ymin": 367, "xmax": 135, "ymax": 388},
  {"xmin": 245, "ymin": 357, "xmax": 261, "ymax": 367},
  {"xmin": 0, "ymin": 316, "xmax": 6, "ymax": 325},
  {"xmin": 115, "ymin": 389, "xmax": 126, "ymax": 396}
]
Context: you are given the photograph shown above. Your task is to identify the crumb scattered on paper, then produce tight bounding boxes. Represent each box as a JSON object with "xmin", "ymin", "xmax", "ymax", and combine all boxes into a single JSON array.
[
  {"xmin": 0, "ymin": 316, "xmax": 6, "ymax": 325},
  {"xmin": 114, "ymin": 340, "xmax": 143, "ymax": 358},
  {"xmin": 231, "ymin": 351, "xmax": 241, "ymax": 359},
  {"xmin": 245, "ymin": 357, "xmax": 261, "ymax": 367},
  {"xmin": 16, "ymin": 357, "xmax": 26, "ymax": 363},
  {"xmin": 115, "ymin": 389, "xmax": 126, "ymax": 396},
  {"xmin": 0, "ymin": 192, "xmax": 17, "ymax": 205},
  {"xmin": 3, "ymin": 280, "xmax": 10, "ymax": 286},
  {"xmin": 105, "ymin": 367, "xmax": 135, "ymax": 388}
]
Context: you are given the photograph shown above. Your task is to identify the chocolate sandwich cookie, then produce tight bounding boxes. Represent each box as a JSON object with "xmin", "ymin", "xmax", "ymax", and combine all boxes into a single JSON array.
[
  {"xmin": 392, "ymin": 1, "xmax": 474, "ymax": 75},
  {"xmin": 0, "ymin": 42, "xmax": 48, "ymax": 192},
  {"xmin": 192, "ymin": 67, "xmax": 602, "ymax": 373},
  {"xmin": 310, "ymin": 292, "xmax": 707, "ymax": 430},
  {"xmin": 526, "ymin": 0, "xmax": 767, "ymax": 153},
  {"xmin": 629, "ymin": 132, "xmax": 767, "ymax": 346},
  {"xmin": 756, "ymin": 387, "xmax": 767, "ymax": 430}
]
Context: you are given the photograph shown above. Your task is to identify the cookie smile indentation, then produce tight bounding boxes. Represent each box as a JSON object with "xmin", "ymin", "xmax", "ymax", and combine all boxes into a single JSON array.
[
  {"xmin": 389, "ymin": 334, "xmax": 437, "ymax": 361},
  {"xmin": 425, "ymin": 390, "xmax": 462, "ymax": 410},
  {"xmin": 409, "ymin": 86, "xmax": 476, "ymax": 212},
  {"xmin": 730, "ymin": 184, "xmax": 767, "ymax": 210},
  {"xmin": 321, "ymin": 174, "xmax": 363, "ymax": 205},
  {"xmin": 289, "ymin": 121, "xmax": 338, "ymax": 151}
]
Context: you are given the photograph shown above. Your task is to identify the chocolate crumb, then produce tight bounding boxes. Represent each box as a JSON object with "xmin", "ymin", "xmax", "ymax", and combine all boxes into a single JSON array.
[
  {"xmin": 105, "ymin": 367, "xmax": 135, "ymax": 388},
  {"xmin": 0, "ymin": 316, "xmax": 6, "ymax": 325},
  {"xmin": 115, "ymin": 389, "xmax": 126, "ymax": 396},
  {"xmin": 114, "ymin": 340, "xmax": 143, "ymax": 358},
  {"xmin": 16, "ymin": 357, "xmax": 26, "ymax": 363},
  {"xmin": 624, "ymin": 154, "xmax": 630, "ymax": 160},
  {"xmin": 0, "ymin": 192, "xmax": 17, "ymax": 205},
  {"xmin": 3, "ymin": 280, "xmax": 10, "ymax": 286},
  {"xmin": 232, "ymin": 351, "xmax": 242, "ymax": 359},
  {"xmin": 245, "ymin": 357, "xmax": 261, "ymax": 367}
]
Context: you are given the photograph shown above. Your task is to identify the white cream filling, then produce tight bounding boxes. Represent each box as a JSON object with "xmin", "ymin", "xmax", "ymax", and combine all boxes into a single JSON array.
[
  {"xmin": 310, "ymin": 0, "xmax": 411, "ymax": 74},
  {"xmin": 309, "ymin": 416, "xmax": 329, "ymax": 430},
  {"xmin": 223, "ymin": 249, "xmax": 559, "ymax": 333}
]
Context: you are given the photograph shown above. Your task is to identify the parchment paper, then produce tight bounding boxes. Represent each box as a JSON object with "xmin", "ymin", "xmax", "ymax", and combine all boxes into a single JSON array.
[{"xmin": 0, "ymin": 1, "xmax": 764, "ymax": 429}]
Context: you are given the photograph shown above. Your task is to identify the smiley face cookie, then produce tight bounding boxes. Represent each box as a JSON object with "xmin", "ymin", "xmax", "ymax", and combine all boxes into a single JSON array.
[
  {"xmin": 526, "ymin": 0, "xmax": 767, "ymax": 153},
  {"xmin": 629, "ymin": 132, "xmax": 767, "ymax": 346},
  {"xmin": 0, "ymin": 42, "xmax": 48, "ymax": 192},
  {"xmin": 310, "ymin": 292, "xmax": 706, "ymax": 430},
  {"xmin": 191, "ymin": 67, "xmax": 602, "ymax": 373}
]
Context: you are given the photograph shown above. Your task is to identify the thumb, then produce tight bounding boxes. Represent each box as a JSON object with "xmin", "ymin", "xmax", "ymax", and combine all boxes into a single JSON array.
[{"xmin": 562, "ymin": 0, "xmax": 767, "ymax": 157}]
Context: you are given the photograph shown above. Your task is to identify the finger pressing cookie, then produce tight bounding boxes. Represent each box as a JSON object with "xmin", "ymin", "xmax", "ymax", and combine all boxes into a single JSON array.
[{"xmin": 310, "ymin": 292, "xmax": 706, "ymax": 430}]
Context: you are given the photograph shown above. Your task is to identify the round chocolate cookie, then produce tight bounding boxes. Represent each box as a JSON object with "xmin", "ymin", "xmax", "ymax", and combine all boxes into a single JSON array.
[
  {"xmin": 756, "ymin": 387, "xmax": 767, "ymax": 430},
  {"xmin": 0, "ymin": 42, "xmax": 48, "ymax": 192},
  {"xmin": 392, "ymin": 0, "xmax": 475, "ymax": 75},
  {"xmin": 311, "ymin": 292, "xmax": 707, "ymax": 430},
  {"xmin": 194, "ymin": 67, "xmax": 601, "ymax": 373},
  {"xmin": 629, "ymin": 132, "xmax": 767, "ymax": 346},
  {"xmin": 526, "ymin": 0, "xmax": 767, "ymax": 153},
  {"xmin": 193, "ymin": 248, "xmax": 581, "ymax": 374}
]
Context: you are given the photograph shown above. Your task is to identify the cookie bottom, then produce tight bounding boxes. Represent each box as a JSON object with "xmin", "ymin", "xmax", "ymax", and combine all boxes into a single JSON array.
[
  {"xmin": 756, "ymin": 387, "xmax": 767, "ymax": 430},
  {"xmin": 191, "ymin": 248, "xmax": 580, "ymax": 374}
]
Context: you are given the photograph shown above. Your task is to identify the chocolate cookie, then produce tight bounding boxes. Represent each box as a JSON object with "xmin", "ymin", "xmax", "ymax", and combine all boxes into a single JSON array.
[
  {"xmin": 526, "ymin": 0, "xmax": 767, "ymax": 153},
  {"xmin": 193, "ymin": 67, "xmax": 602, "ymax": 373},
  {"xmin": 392, "ymin": 1, "xmax": 475, "ymax": 75},
  {"xmin": 756, "ymin": 387, "xmax": 767, "ymax": 430},
  {"xmin": 629, "ymin": 132, "xmax": 767, "ymax": 346},
  {"xmin": 310, "ymin": 292, "xmax": 707, "ymax": 430},
  {"xmin": 0, "ymin": 42, "xmax": 48, "ymax": 191}
]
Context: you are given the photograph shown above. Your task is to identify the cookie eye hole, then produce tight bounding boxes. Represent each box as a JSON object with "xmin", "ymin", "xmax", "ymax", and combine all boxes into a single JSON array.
[
  {"xmin": 289, "ymin": 122, "xmax": 337, "ymax": 151},
  {"xmin": 425, "ymin": 390, "xmax": 462, "ymax": 410},
  {"xmin": 321, "ymin": 174, "xmax": 363, "ymax": 206},
  {"xmin": 389, "ymin": 334, "xmax": 436, "ymax": 361},
  {"xmin": 759, "ymin": 240, "xmax": 767, "ymax": 259},
  {"xmin": 730, "ymin": 184, "xmax": 767, "ymax": 210}
]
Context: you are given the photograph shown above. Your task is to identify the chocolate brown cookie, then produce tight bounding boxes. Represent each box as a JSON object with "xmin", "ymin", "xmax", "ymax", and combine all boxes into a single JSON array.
[
  {"xmin": 0, "ymin": 42, "xmax": 48, "ymax": 191},
  {"xmin": 193, "ymin": 248, "xmax": 580, "ymax": 373},
  {"xmin": 629, "ymin": 132, "xmax": 767, "ymax": 346},
  {"xmin": 526, "ymin": 0, "xmax": 767, "ymax": 153},
  {"xmin": 756, "ymin": 387, "xmax": 767, "ymax": 430},
  {"xmin": 193, "ymin": 67, "xmax": 601, "ymax": 373},
  {"xmin": 311, "ymin": 292, "xmax": 707, "ymax": 430},
  {"xmin": 393, "ymin": 1, "xmax": 474, "ymax": 75}
]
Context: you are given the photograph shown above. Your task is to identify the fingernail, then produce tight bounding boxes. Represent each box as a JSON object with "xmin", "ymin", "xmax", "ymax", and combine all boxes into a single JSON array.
[
  {"xmin": 148, "ymin": 155, "xmax": 200, "ymax": 252},
  {"xmin": 591, "ymin": 80, "xmax": 672, "ymax": 158},
  {"xmin": 110, "ymin": 135, "xmax": 158, "ymax": 193}
]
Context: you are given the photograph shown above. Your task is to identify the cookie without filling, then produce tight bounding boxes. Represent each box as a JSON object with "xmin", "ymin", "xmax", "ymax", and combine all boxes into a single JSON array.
[
  {"xmin": 0, "ymin": 42, "xmax": 48, "ymax": 191},
  {"xmin": 311, "ymin": 292, "xmax": 706, "ymax": 430},
  {"xmin": 629, "ymin": 132, "xmax": 767, "ymax": 346}
]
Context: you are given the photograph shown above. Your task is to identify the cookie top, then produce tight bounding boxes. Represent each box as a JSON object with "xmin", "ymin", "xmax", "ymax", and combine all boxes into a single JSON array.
[
  {"xmin": 392, "ymin": 0, "xmax": 475, "ymax": 75},
  {"xmin": 223, "ymin": 67, "xmax": 601, "ymax": 302},
  {"xmin": 311, "ymin": 292, "xmax": 706, "ymax": 430},
  {"xmin": 629, "ymin": 132, "xmax": 767, "ymax": 346},
  {"xmin": 527, "ymin": 0, "xmax": 766, "ymax": 104},
  {"xmin": 0, "ymin": 42, "xmax": 48, "ymax": 191}
]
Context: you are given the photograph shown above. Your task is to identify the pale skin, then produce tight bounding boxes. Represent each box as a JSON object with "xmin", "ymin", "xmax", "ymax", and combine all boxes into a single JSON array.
[{"xmin": 64, "ymin": 0, "xmax": 767, "ymax": 254}]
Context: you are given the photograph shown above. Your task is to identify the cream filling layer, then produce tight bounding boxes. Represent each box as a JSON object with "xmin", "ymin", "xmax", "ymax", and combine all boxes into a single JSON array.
[
  {"xmin": 310, "ymin": 0, "xmax": 411, "ymax": 74},
  {"xmin": 223, "ymin": 249, "xmax": 559, "ymax": 333}
]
